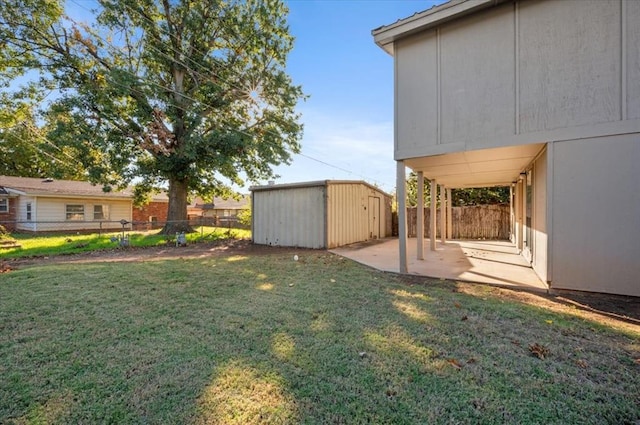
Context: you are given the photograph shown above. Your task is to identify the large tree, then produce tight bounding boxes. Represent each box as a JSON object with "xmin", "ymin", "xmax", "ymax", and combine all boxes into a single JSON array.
[
  {"xmin": 0, "ymin": 0, "xmax": 304, "ymax": 233},
  {"xmin": 0, "ymin": 94, "xmax": 88, "ymax": 179}
]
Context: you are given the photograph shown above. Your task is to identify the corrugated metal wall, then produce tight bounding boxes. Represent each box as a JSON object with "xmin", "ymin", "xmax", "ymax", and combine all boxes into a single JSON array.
[
  {"xmin": 252, "ymin": 185, "xmax": 326, "ymax": 248},
  {"xmin": 326, "ymin": 183, "xmax": 391, "ymax": 249}
]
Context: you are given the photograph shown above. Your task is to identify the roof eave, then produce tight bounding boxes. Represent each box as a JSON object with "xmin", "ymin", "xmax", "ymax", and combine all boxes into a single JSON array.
[
  {"xmin": 17, "ymin": 192, "xmax": 133, "ymax": 200},
  {"xmin": 372, "ymin": 0, "xmax": 508, "ymax": 56}
]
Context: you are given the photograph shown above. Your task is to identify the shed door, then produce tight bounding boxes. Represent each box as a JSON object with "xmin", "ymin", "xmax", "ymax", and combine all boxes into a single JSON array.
[{"xmin": 368, "ymin": 196, "xmax": 380, "ymax": 239}]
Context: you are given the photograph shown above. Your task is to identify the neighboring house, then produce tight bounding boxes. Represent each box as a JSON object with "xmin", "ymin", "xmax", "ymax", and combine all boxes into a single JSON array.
[
  {"xmin": 251, "ymin": 180, "xmax": 392, "ymax": 249},
  {"xmin": 187, "ymin": 196, "xmax": 249, "ymax": 222},
  {"xmin": 0, "ymin": 176, "xmax": 134, "ymax": 232},
  {"xmin": 373, "ymin": 0, "xmax": 640, "ymax": 296},
  {"xmin": 132, "ymin": 193, "xmax": 169, "ymax": 226},
  {"xmin": 0, "ymin": 186, "xmax": 18, "ymax": 231}
]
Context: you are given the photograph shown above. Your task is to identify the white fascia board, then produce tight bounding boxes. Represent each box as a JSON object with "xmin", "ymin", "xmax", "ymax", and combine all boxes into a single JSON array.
[
  {"xmin": 372, "ymin": 0, "xmax": 506, "ymax": 55},
  {"xmin": 4, "ymin": 188, "xmax": 26, "ymax": 196},
  {"xmin": 28, "ymin": 193, "xmax": 133, "ymax": 201}
]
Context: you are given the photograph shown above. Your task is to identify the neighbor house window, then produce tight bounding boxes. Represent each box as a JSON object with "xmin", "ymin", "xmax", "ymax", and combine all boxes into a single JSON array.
[
  {"xmin": 66, "ymin": 204, "xmax": 85, "ymax": 220},
  {"xmin": 223, "ymin": 209, "xmax": 230, "ymax": 217},
  {"xmin": 0, "ymin": 198, "xmax": 7, "ymax": 213},
  {"xmin": 26, "ymin": 202, "xmax": 32, "ymax": 221},
  {"xmin": 93, "ymin": 205, "xmax": 109, "ymax": 220}
]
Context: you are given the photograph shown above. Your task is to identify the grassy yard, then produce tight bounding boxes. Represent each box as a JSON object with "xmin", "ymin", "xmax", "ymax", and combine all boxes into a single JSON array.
[
  {"xmin": 0, "ymin": 227, "xmax": 250, "ymax": 259},
  {"xmin": 0, "ymin": 251, "xmax": 638, "ymax": 424}
]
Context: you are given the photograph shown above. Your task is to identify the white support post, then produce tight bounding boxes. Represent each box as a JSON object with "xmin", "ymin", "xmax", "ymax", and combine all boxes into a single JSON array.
[
  {"xmin": 397, "ymin": 161, "xmax": 408, "ymax": 273},
  {"xmin": 430, "ymin": 179, "xmax": 437, "ymax": 251},
  {"xmin": 417, "ymin": 171, "xmax": 424, "ymax": 260},
  {"xmin": 446, "ymin": 188, "xmax": 453, "ymax": 239},
  {"xmin": 509, "ymin": 185, "xmax": 514, "ymax": 243},
  {"xmin": 440, "ymin": 185, "xmax": 446, "ymax": 244}
]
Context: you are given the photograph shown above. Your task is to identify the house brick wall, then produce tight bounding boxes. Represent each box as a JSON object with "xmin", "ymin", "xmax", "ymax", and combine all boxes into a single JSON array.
[
  {"xmin": 133, "ymin": 201, "xmax": 168, "ymax": 224},
  {"xmin": 0, "ymin": 197, "xmax": 18, "ymax": 231}
]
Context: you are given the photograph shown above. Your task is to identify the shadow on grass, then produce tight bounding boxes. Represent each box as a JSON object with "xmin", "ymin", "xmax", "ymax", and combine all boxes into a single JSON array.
[{"xmin": 0, "ymin": 253, "xmax": 638, "ymax": 424}]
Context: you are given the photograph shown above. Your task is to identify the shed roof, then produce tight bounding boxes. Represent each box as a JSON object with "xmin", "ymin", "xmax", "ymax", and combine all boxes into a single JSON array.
[
  {"xmin": 250, "ymin": 180, "xmax": 392, "ymax": 198},
  {"xmin": 372, "ymin": 0, "xmax": 510, "ymax": 55},
  {"xmin": 189, "ymin": 196, "xmax": 249, "ymax": 210}
]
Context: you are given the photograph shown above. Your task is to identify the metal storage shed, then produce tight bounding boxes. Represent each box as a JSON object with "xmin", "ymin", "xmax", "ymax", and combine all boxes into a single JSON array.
[{"xmin": 251, "ymin": 180, "xmax": 392, "ymax": 249}]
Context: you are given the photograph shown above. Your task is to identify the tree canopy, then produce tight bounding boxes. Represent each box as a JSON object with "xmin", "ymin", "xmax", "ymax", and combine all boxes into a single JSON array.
[
  {"xmin": 0, "ymin": 0, "xmax": 304, "ymax": 233},
  {"xmin": 406, "ymin": 172, "xmax": 510, "ymax": 207}
]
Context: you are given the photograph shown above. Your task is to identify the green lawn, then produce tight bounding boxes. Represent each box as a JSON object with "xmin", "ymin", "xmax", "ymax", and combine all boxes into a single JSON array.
[
  {"xmin": 0, "ymin": 251, "xmax": 638, "ymax": 424},
  {"xmin": 0, "ymin": 227, "xmax": 251, "ymax": 259}
]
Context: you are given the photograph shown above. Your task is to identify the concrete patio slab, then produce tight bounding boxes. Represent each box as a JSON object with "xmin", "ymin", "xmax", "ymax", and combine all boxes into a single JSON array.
[{"xmin": 331, "ymin": 238, "xmax": 548, "ymax": 292}]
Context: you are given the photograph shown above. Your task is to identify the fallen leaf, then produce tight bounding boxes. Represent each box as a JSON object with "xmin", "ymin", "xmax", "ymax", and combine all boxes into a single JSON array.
[
  {"xmin": 545, "ymin": 320, "xmax": 553, "ymax": 324},
  {"xmin": 576, "ymin": 359, "xmax": 588, "ymax": 368},
  {"xmin": 454, "ymin": 302, "xmax": 462, "ymax": 309},
  {"xmin": 447, "ymin": 358, "xmax": 463, "ymax": 369},
  {"xmin": 634, "ymin": 358, "xmax": 640, "ymax": 365},
  {"xmin": 529, "ymin": 343, "xmax": 550, "ymax": 360},
  {"xmin": 330, "ymin": 279, "xmax": 336, "ymax": 283},
  {"xmin": 288, "ymin": 283, "xmax": 294, "ymax": 287},
  {"xmin": 461, "ymin": 315, "xmax": 468, "ymax": 321},
  {"xmin": 466, "ymin": 358, "xmax": 477, "ymax": 364},
  {"xmin": 511, "ymin": 340, "xmax": 521, "ymax": 346},
  {"xmin": 358, "ymin": 351, "xmax": 367, "ymax": 358}
]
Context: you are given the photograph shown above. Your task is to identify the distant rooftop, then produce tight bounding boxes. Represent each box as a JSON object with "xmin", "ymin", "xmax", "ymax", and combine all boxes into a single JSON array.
[
  {"xmin": 0, "ymin": 175, "xmax": 167, "ymax": 201},
  {"xmin": 0, "ymin": 175, "xmax": 133, "ymax": 199}
]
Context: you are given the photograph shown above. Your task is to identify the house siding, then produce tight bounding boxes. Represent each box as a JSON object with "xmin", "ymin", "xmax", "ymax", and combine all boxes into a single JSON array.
[
  {"xmin": 628, "ymin": 0, "xmax": 640, "ymax": 119},
  {"xmin": 532, "ymin": 148, "xmax": 547, "ymax": 283},
  {"xmin": 17, "ymin": 196, "xmax": 36, "ymax": 232},
  {"xmin": 379, "ymin": 0, "xmax": 640, "ymax": 296},
  {"xmin": 551, "ymin": 134, "xmax": 640, "ymax": 297},
  {"xmin": 393, "ymin": 0, "xmax": 639, "ymax": 160},
  {"xmin": 440, "ymin": 2, "xmax": 515, "ymax": 146},
  {"xmin": 27, "ymin": 197, "xmax": 131, "ymax": 232}
]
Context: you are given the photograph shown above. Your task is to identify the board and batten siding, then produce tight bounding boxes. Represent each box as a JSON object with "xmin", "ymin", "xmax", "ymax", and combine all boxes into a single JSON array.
[
  {"xmin": 551, "ymin": 133, "xmax": 640, "ymax": 297},
  {"xmin": 30, "ymin": 197, "xmax": 132, "ymax": 232},
  {"xmin": 252, "ymin": 185, "xmax": 326, "ymax": 249},
  {"xmin": 394, "ymin": 0, "xmax": 640, "ymax": 160}
]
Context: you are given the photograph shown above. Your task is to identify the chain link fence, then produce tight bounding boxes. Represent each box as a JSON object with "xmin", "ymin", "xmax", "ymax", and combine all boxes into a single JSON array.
[{"xmin": 1, "ymin": 217, "xmax": 249, "ymax": 234}]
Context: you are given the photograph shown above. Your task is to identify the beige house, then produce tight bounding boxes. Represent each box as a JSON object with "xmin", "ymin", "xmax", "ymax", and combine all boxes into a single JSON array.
[
  {"xmin": 251, "ymin": 180, "xmax": 392, "ymax": 249},
  {"xmin": 0, "ymin": 176, "xmax": 134, "ymax": 232},
  {"xmin": 187, "ymin": 196, "xmax": 249, "ymax": 221},
  {"xmin": 373, "ymin": 0, "xmax": 639, "ymax": 296}
]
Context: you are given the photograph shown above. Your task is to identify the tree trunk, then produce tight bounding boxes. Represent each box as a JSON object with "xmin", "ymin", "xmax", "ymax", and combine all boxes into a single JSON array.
[{"xmin": 160, "ymin": 178, "xmax": 193, "ymax": 235}]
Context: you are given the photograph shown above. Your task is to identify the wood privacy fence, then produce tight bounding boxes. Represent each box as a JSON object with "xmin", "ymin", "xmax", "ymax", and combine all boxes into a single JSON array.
[{"xmin": 406, "ymin": 204, "xmax": 510, "ymax": 240}]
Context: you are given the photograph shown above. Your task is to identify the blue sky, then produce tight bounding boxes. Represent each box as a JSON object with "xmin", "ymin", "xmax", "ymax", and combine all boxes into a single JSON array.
[{"xmin": 264, "ymin": 0, "xmax": 442, "ymax": 194}]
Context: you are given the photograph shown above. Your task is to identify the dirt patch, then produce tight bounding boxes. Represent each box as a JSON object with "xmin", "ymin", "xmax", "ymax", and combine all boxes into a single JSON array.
[
  {"xmin": 1, "ymin": 239, "xmax": 313, "ymax": 268},
  {"xmin": 401, "ymin": 274, "xmax": 640, "ymax": 334}
]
